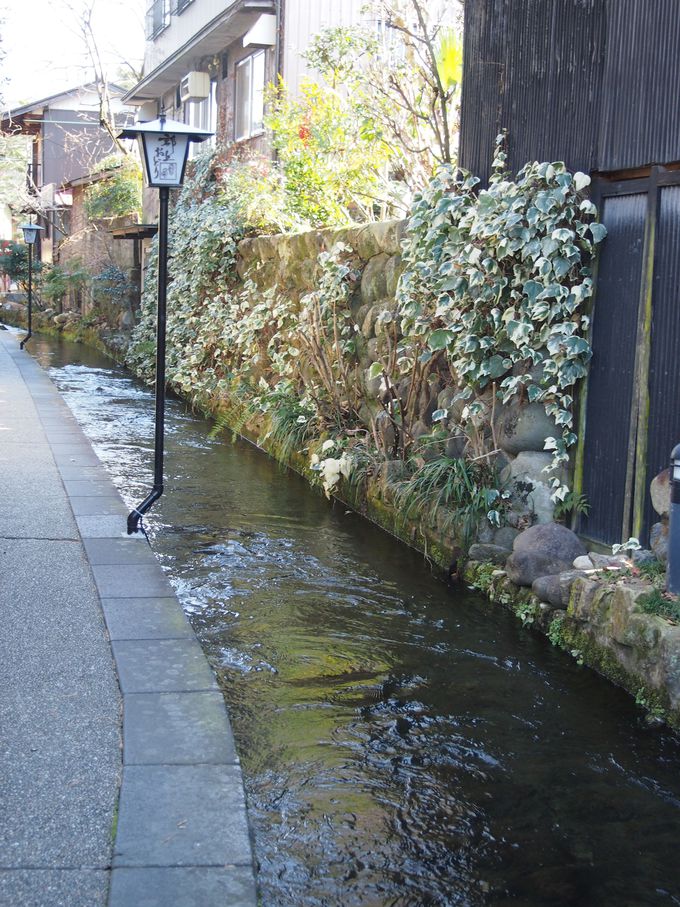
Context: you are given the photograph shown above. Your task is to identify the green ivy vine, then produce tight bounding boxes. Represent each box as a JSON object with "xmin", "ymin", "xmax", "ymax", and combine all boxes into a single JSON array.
[{"xmin": 395, "ymin": 136, "xmax": 606, "ymax": 499}]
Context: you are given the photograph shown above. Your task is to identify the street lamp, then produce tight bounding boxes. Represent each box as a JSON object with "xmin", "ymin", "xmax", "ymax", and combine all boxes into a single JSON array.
[
  {"xmin": 118, "ymin": 115, "xmax": 212, "ymax": 534},
  {"xmin": 668, "ymin": 444, "xmax": 680, "ymax": 593},
  {"xmin": 18, "ymin": 222, "xmax": 44, "ymax": 350}
]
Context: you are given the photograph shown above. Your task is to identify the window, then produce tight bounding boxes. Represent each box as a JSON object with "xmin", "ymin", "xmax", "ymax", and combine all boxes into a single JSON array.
[
  {"xmin": 175, "ymin": 0, "xmax": 193, "ymax": 13},
  {"xmin": 146, "ymin": 0, "xmax": 170, "ymax": 39},
  {"xmin": 234, "ymin": 50, "xmax": 265, "ymax": 141},
  {"xmin": 185, "ymin": 80, "xmax": 217, "ymax": 158}
]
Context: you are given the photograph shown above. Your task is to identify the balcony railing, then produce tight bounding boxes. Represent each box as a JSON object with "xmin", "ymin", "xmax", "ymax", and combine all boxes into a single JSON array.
[{"xmin": 145, "ymin": 0, "xmax": 170, "ymax": 39}]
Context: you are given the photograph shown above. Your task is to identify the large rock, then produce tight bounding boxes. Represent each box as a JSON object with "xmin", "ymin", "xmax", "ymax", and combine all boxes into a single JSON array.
[
  {"xmin": 437, "ymin": 386, "xmax": 457, "ymax": 412},
  {"xmin": 495, "ymin": 402, "xmax": 557, "ymax": 456},
  {"xmin": 374, "ymin": 410, "xmax": 396, "ymax": 452},
  {"xmin": 533, "ymin": 569, "xmax": 590, "ymax": 608},
  {"xmin": 506, "ymin": 522, "xmax": 587, "ymax": 587},
  {"xmin": 559, "ymin": 569, "xmax": 590, "ymax": 605},
  {"xmin": 651, "ymin": 468, "xmax": 671, "ymax": 518}
]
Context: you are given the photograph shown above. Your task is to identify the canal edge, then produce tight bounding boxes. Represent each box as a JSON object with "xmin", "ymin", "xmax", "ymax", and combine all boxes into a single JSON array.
[{"xmin": 12, "ymin": 334, "xmax": 259, "ymax": 907}]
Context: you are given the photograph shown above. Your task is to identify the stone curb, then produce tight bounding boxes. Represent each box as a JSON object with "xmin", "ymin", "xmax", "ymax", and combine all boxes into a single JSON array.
[{"xmin": 6, "ymin": 334, "xmax": 257, "ymax": 907}]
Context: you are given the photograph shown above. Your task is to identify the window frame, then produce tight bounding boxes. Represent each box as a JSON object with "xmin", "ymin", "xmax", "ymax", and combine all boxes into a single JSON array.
[{"xmin": 233, "ymin": 49, "xmax": 266, "ymax": 142}]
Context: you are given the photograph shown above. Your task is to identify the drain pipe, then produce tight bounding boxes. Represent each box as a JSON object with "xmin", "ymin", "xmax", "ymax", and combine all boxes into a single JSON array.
[{"xmin": 127, "ymin": 186, "xmax": 169, "ymax": 535}]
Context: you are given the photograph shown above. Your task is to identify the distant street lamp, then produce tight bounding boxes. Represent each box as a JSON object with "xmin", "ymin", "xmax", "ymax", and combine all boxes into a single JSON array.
[
  {"xmin": 118, "ymin": 115, "xmax": 212, "ymax": 534},
  {"xmin": 18, "ymin": 222, "xmax": 44, "ymax": 350}
]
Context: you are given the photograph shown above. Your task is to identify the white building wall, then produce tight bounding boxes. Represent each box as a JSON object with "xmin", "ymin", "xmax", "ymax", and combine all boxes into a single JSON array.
[
  {"xmin": 144, "ymin": 0, "xmax": 241, "ymax": 74},
  {"xmin": 0, "ymin": 204, "xmax": 13, "ymax": 241}
]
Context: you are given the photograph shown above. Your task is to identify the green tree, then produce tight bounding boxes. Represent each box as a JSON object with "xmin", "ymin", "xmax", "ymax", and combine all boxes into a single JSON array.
[
  {"xmin": 265, "ymin": 79, "xmax": 393, "ymax": 226},
  {"xmin": 0, "ymin": 240, "xmax": 42, "ymax": 289},
  {"xmin": 84, "ymin": 153, "xmax": 142, "ymax": 220}
]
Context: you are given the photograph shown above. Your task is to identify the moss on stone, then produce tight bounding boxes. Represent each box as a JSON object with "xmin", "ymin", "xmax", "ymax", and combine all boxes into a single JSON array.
[{"xmin": 559, "ymin": 619, "xmax": 680, "ymax": 730}]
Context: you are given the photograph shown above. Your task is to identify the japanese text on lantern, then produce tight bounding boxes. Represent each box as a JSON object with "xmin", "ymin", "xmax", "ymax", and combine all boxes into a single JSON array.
[{"xmin": 153, "ymin": 134, "xmax": 177, "ymax": 182}]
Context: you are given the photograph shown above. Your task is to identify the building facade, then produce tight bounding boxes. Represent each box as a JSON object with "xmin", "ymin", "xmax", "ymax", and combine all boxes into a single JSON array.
[
  {"xmin": 1, "ymin": 84, "xmax": 133, "ymax": 262},
  {"xmin": 124, "ymin": 0, "xmax": 373, "ymax": 151}
]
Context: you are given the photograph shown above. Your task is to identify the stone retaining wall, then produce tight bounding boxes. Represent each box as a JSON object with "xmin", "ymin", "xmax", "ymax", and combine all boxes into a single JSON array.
[{"xmin": 8, "ymin": 220, "xmax": 680, "ymax": 732}]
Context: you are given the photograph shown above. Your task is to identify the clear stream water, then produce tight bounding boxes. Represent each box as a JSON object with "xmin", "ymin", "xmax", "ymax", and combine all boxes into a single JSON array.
[{"xmin": 22, "ymin": 332, "xmax": 680, "ymax": 906}]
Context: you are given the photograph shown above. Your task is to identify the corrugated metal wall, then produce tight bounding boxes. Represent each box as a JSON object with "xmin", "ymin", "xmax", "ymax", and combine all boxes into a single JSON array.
[
  {"xmin": 460, "ymin": 0, "xmax": 680, "ymax": 180},
  {"xmin": 599, "ymin": 0, "xmax": 680, "ymax": 171}
]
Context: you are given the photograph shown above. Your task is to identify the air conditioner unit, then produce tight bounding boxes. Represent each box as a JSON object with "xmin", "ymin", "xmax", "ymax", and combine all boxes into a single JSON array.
[{"xmin": 179, "ymin": 71, "xmax": 210, "ymax": 103}]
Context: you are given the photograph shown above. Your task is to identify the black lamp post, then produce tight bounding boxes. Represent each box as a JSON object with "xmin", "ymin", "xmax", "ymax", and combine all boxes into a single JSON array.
[
  {"xmin": 668, "ymin": 443, "xmax": 680, "ymax": 593},
  {"xmin": 118, "ymin": 115, "xmax": 212, "ymax": 535},
  {"xmin": 18, "ymin": 222, "xmax": 44, "ymax": 350}
]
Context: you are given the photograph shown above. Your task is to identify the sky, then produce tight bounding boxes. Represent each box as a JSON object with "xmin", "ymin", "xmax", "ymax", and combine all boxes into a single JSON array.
[{"xmin": 1, "ymin": 0, "xmax": 146, "ymax": 110}]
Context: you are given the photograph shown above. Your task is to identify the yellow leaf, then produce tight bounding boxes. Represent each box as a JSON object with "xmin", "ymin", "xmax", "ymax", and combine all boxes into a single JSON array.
[{"xmin": 437, "ymin": 29, "xmax": 463, "ymax": 91}]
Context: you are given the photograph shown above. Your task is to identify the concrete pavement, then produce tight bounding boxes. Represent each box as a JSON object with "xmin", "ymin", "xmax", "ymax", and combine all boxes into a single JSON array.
[{"xmin": 0, "ymin": 329, "xmax": 257, "ymax": 907}]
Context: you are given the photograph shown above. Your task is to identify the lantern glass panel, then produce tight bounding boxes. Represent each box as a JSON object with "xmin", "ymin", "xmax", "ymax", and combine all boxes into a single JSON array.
[
  {"xmin": 141, "ymin": 133, "xmax": 190, "ymax": 187},
  {"xmin": 21, "ymin": 226, "xmax": 40, "ymax": 244}
]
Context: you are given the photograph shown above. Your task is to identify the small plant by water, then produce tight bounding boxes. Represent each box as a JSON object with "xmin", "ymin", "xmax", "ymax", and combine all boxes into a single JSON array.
[{"xmin": 393, "ymin": 453, "xmax": 505, "ymax": 549}]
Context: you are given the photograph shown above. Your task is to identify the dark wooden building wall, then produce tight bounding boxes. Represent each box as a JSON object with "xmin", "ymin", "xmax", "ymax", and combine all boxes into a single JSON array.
[{"xmin": 460, "ymin": 0, "xmax": 680, "ymax": 181}]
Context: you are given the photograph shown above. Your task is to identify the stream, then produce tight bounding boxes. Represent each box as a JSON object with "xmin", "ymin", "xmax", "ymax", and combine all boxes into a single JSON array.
[{"xmin": 22, "ymin": 331, "xmax": 680, "ymax": 906}]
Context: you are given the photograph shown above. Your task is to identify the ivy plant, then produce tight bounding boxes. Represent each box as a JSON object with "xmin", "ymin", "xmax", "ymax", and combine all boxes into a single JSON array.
[{"xmin": 396, "ymin": 136, "xmax": 607, "ymax": 499}]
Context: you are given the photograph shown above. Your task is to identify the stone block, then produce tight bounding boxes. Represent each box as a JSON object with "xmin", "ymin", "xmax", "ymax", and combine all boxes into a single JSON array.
[
  {"xmin": 468, "ymin": 543, "xmax": 509, "ymax": 565},
  {"xmin": 113, "ymin": 764, "xmax": 251, "ymax": 868},
  {"xmin": 501, "ymin": 451, "xmax": 554, "ymax": 486},
  {"xmin": 493, "ymin": 526, "xmax": 520, "ymax": 549},
  {"xmin": 109, "ymin": 867, "xmax": 256, "ymax": 907},
  {"xmin": 651, "ymin": 521, "xmax": 669, "ymax": 565},
  {"xmin": 360, "ymin": 254, "xmax": 390, "ymax": 304},
  {"xmin": 385, "ymin": 254, "xmax": 404, "ymax": 297}
]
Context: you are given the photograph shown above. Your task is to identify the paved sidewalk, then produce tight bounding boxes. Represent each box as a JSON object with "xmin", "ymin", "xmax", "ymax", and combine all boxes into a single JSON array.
[{"xmin": 0, "ymin": 329, "xmax": 257, "ymax": 907}]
